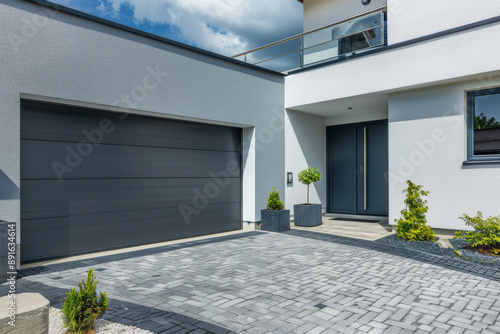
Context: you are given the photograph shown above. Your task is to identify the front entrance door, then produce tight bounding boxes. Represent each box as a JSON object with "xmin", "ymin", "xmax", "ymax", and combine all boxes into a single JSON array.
[{"xmin": 327, "ymin": 120, "xmax": 388, "ymax": 216}]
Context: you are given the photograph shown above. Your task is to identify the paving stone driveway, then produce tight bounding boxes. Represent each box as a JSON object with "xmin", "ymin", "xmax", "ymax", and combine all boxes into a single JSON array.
[{"xmin": 4, "ymin": 230, "xmax": 500, "ymax": 334}]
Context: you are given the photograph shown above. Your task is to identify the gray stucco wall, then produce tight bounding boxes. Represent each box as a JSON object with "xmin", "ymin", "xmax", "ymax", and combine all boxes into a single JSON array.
[{"xmin": 0, "ymin": 0, "xmax": 285, "ymax": 248}]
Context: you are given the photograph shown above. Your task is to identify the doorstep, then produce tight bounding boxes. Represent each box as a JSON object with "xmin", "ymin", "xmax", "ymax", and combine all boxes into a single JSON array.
[{"xmin": 292, "ymin": 215, "xmax": 393, "ymax": 241}]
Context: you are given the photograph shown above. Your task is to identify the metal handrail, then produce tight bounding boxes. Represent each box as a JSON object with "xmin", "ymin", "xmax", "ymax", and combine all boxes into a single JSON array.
[
  {"xmin": 231, "ymin": 5, "xmax": 387, "ymax": 59},
  {"xmin": 253, "ymin": 24, "xmax": 383, "ymax": 66}
]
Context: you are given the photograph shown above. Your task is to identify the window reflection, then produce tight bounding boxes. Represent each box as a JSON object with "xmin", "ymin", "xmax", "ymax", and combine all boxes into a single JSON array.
[{"xmin": 474, "ymin": 92, "xmax": 500, "ymax": 155}]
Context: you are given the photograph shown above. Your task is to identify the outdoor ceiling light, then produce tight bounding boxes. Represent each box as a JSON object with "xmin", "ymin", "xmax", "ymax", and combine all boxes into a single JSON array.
[
  {"xmin": 362, "ymin": 0, "xmax": 371, "ymax": 5},
  {"xmin": 287, "ymin": 172, "xmax": 293, "ymax": 184}
]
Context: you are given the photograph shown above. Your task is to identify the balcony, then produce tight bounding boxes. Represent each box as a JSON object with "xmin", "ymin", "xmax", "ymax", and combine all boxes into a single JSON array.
[{"xmin": 232, "ymin": 7, "xmax": 387, "ymax": 73}]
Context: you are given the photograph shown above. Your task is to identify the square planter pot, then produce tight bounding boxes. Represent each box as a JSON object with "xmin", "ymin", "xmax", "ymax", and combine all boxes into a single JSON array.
[
  {"xmin": 261, "ymin": 210, "xmax": 290, "ymax": 232},
  {"xmin": 293, "ymin": 204, "xmax": 322, "ymax": 227}
]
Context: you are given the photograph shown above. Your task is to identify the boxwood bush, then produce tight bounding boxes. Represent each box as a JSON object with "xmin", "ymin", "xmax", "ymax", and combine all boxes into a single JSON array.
[{"xmin": 455, "ymin": 211, "xmax": 500, "ymax": 256}]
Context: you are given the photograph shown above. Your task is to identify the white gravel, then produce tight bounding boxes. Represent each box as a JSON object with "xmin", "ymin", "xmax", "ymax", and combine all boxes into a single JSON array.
[{"xmin": 50, "ymin": 308, "xmax": 156, "ymax": 334}]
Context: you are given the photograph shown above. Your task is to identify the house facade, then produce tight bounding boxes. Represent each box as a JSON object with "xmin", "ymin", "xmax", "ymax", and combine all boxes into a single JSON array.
[
  {"xmin": 0, "ymin": 0, "xmax": 499, "ymax": 265},
  {"xmin": 282, "ymin": 0, "xmax": 500, "ymax": 232}
]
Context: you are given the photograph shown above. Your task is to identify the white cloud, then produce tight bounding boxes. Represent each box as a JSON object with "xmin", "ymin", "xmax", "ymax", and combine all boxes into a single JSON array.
[{"xmin": 102, "ymin": 0, "xmax": 303, "ymax": 56}]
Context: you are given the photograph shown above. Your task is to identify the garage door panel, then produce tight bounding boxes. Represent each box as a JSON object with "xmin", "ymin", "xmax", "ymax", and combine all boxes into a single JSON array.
[
  {"xmin": 21, "ymin": 102, "xmax": 242, "ymax": 263},
  {"xmin": 21, "ymin": 140, "xmax": 241, "ymax": 180},
  {"xmin": 21, "ymin": 203, "xmax": 241, "ymax": 262},
  {"xmin": 21, "ymin": 178, "xmax": 241, "ymax": 220},
  {"xmin": 21, "ymin": 102, "xmax": 241, "ymax": 152}
]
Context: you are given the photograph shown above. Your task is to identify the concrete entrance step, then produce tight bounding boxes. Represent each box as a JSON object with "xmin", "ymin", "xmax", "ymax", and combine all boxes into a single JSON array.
[
  {"xmin": 324, "ymin": 213, "xmax": 389, "ymax": 223},
  {"xmin": 292, "ymin": 215, "xmax": 393, "ymax": 241}
]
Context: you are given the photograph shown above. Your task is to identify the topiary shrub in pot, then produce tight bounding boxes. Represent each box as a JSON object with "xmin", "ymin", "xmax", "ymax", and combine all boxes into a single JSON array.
[
  {"xmin": 261, "ymin": 188, "xmax": 290, "ymax": 232},
  {"xmin": 294, "ymin": 167, "xmax": 322, "ymax": 227},
  {"xmin": 395, "ymin": 180, "xmax": 435, "ymax": 242}
]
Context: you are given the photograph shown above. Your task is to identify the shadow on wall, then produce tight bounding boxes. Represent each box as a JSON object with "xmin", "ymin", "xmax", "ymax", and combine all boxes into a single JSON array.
[
  {"xmin": 0, "ymin": 170, "xmax": 19, "ymax": 200},
  {"xmin": 286, "ymin": 110, "xmax": 326, "ymax": 204}
]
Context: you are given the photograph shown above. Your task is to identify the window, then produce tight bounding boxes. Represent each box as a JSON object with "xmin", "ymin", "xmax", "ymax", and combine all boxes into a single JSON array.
[{"xmin": 467, "ymin": 87, "xmax": 500, "ymax": 162}]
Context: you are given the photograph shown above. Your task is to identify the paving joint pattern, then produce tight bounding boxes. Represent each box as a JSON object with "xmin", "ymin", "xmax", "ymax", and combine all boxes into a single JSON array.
[{"xmin": 3, "ymin": 230, "xmax": 500, "ymax": 333}]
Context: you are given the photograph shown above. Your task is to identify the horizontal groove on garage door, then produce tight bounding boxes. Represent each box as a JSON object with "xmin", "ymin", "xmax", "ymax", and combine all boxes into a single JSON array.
[
  {"xmin": 21, "ymin": 140, "xmax": 241, "ymax": 179},
  {"xmin": 20, "ymin": 101, "xmax": 242, "ymax": 263},
  {"xmin": 21, "ymin": 178, "xmax": 241, "ymax": 220},
  {"xmin": 21, "ymin": 203, "xmax": 242, "ymax": 262},
  {"xmin": 21, "ymin": 101, "xmax": 241, "ymax": 152}
]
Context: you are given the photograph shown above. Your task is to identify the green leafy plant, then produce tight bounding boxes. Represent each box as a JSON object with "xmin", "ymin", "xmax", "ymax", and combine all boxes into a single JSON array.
[
  {"xmin": 455, "ymin": 211, "xmax": 500, "ymax": 256},
  {"xmin": 267, "ymin": 187, "xmax": 285, "ymax": 210},
  {"xmin": 395, "ymin": 180, "xmax": 435, "ymax": 242},
  {"xmin": 61, "ymin": 268, "xmax": 109, "ymax": 334},
  {"xmin": 453, "ymin": 249, "xmax": 468, "ymax": 260},
  {"xmin": 297, "ymin": 167, "xmax": 321, "ymax": 205},
  {"xmin": 474, "ymin": 113, "xmax": 500, "ymax": 130}
]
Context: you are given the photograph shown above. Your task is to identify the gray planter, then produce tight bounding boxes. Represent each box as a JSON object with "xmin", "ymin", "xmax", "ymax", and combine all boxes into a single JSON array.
[
  {"xmin": 261, "ymin": 210, "xmax": 290, "ymax": 232},
  {"xmin": 0, "ymin": 221, "xmax": 16, "ymax": 281},
  {"xmin": 293, "ymin": 204, "xmax": 322, "ymax": 227}
]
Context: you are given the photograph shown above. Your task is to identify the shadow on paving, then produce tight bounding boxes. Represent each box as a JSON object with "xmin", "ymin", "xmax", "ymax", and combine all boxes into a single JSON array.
[
  {"xmin": 284, "ymin": 229, "xmax": 500, "ymax": 283},
  {"xmin": 2, "ymin": 280, "xmax": 235, "ymax": 334},
  {"xmin": 18, "ymin": 231, "xmax": 265, "ymax": 279}
]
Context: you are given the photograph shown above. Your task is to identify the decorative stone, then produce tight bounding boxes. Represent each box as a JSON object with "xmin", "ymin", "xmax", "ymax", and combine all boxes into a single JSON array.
[
  {"xmin": 294, "ymin": 204, "xmax": 322, "ymax": 227},
  {"xmin": 261, "ymin": 210, "xmax": 290, "ymax": 232},
  {"xmin": 0, "ymin": 293, "xmax": 50, "ymax": 334},
  {"xmin": 436, "ymin": 238, "xmax": 453, "ymax": 249}
]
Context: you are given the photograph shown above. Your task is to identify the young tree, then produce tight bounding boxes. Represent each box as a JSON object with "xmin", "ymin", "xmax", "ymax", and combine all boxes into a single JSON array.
[{"xmin": 297, "ymin": 167, "xmax": 321, "ymax": 205}]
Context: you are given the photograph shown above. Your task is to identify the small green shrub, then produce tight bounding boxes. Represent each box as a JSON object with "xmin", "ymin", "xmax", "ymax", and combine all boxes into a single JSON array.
[
  {"xmin": 395, "ymin": 180, "xmax": 435, "ymax": 242},
  {"xmin": 62, "ymin": 268, "xmax": 108, "ymax": 334},
  {"xmin": 297, "ymin": 167, "xmax": 321, "ymax": 204},
  {"xmin": 455, "ymin": 211, "xmax": 500, "ymax": 250},
  {"xmin": 267, "ymin": 187, "xmax": 285, "ymax": 210}
]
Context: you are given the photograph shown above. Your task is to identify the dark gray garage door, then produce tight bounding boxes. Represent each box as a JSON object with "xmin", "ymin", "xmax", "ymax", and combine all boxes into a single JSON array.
[{"xmin": 20, "ymin": 101, "xmax": 242, "ymax": 263}]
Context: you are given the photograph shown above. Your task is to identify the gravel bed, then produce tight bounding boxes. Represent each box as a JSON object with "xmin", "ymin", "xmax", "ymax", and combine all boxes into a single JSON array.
[
  {"xmin": 375, "ymin": 234, "xmax": 459, "ymax": 258},
  {"xmin": 375, "ymin": 234, "xmax": 500, "ymax": 267},
  {"xmin": 50, "ymin": 308, "xmax": 155, "ymax": 334},
  {"xmin": 449, "ymin": 238, "xmax": 500, "ymax": 266}
]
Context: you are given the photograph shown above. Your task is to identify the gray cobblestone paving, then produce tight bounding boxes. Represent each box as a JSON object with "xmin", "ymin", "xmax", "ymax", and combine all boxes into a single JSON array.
[{"xmin": 3, "ymin": 230, "xmax": 500, "ymax": 333}]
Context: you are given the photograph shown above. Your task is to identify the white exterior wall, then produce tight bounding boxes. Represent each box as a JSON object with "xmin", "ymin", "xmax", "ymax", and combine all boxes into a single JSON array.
[
  {"xmin": 285, "ymin": 111, "xmax": 326, "ymax": 215},
  {"xmin": 303, "ymin": 0, "xmax": 386, "ymax": 31},
  {"xmin": 0, "ymin": 0, "xmax": 285, "ymax": 248},
  {"xmin": 286, "ymin": 20, "xmax": 500, "ymax": 110},
  {"xmin": 292, "ymin": 0, "xmax": 500, "ymax": 231},
  {"xmin": 387, "ymin": 0, "xmax": 500, "ymax": 45},
  {"xmin": 389, "ymin": 76, "xmax": 500, "ymax": 230}
]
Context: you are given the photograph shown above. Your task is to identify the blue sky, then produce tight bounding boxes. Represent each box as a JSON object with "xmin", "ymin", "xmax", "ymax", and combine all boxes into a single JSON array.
[{"xmin": 49, "ymin": 0, "xmax": 303, "ymax": 57}]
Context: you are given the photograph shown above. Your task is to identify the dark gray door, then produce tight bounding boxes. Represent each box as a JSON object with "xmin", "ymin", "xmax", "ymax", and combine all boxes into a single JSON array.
[
  {"xmin": 20, "ymin": 101, "xmax": 242, "ymax": 263},
  {"xmin": 327, "ymin": 126, "xmax": 356, "ymax": 214},
  {"xmin": 327, "ymin": 121, "xmax": 388, "ymax": 215}
]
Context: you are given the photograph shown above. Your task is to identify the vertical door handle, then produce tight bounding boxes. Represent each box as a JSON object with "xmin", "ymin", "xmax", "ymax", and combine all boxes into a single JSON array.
[{"xmin": 364, "ymin": 127, "xmax": 367, "ymax": 211}]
